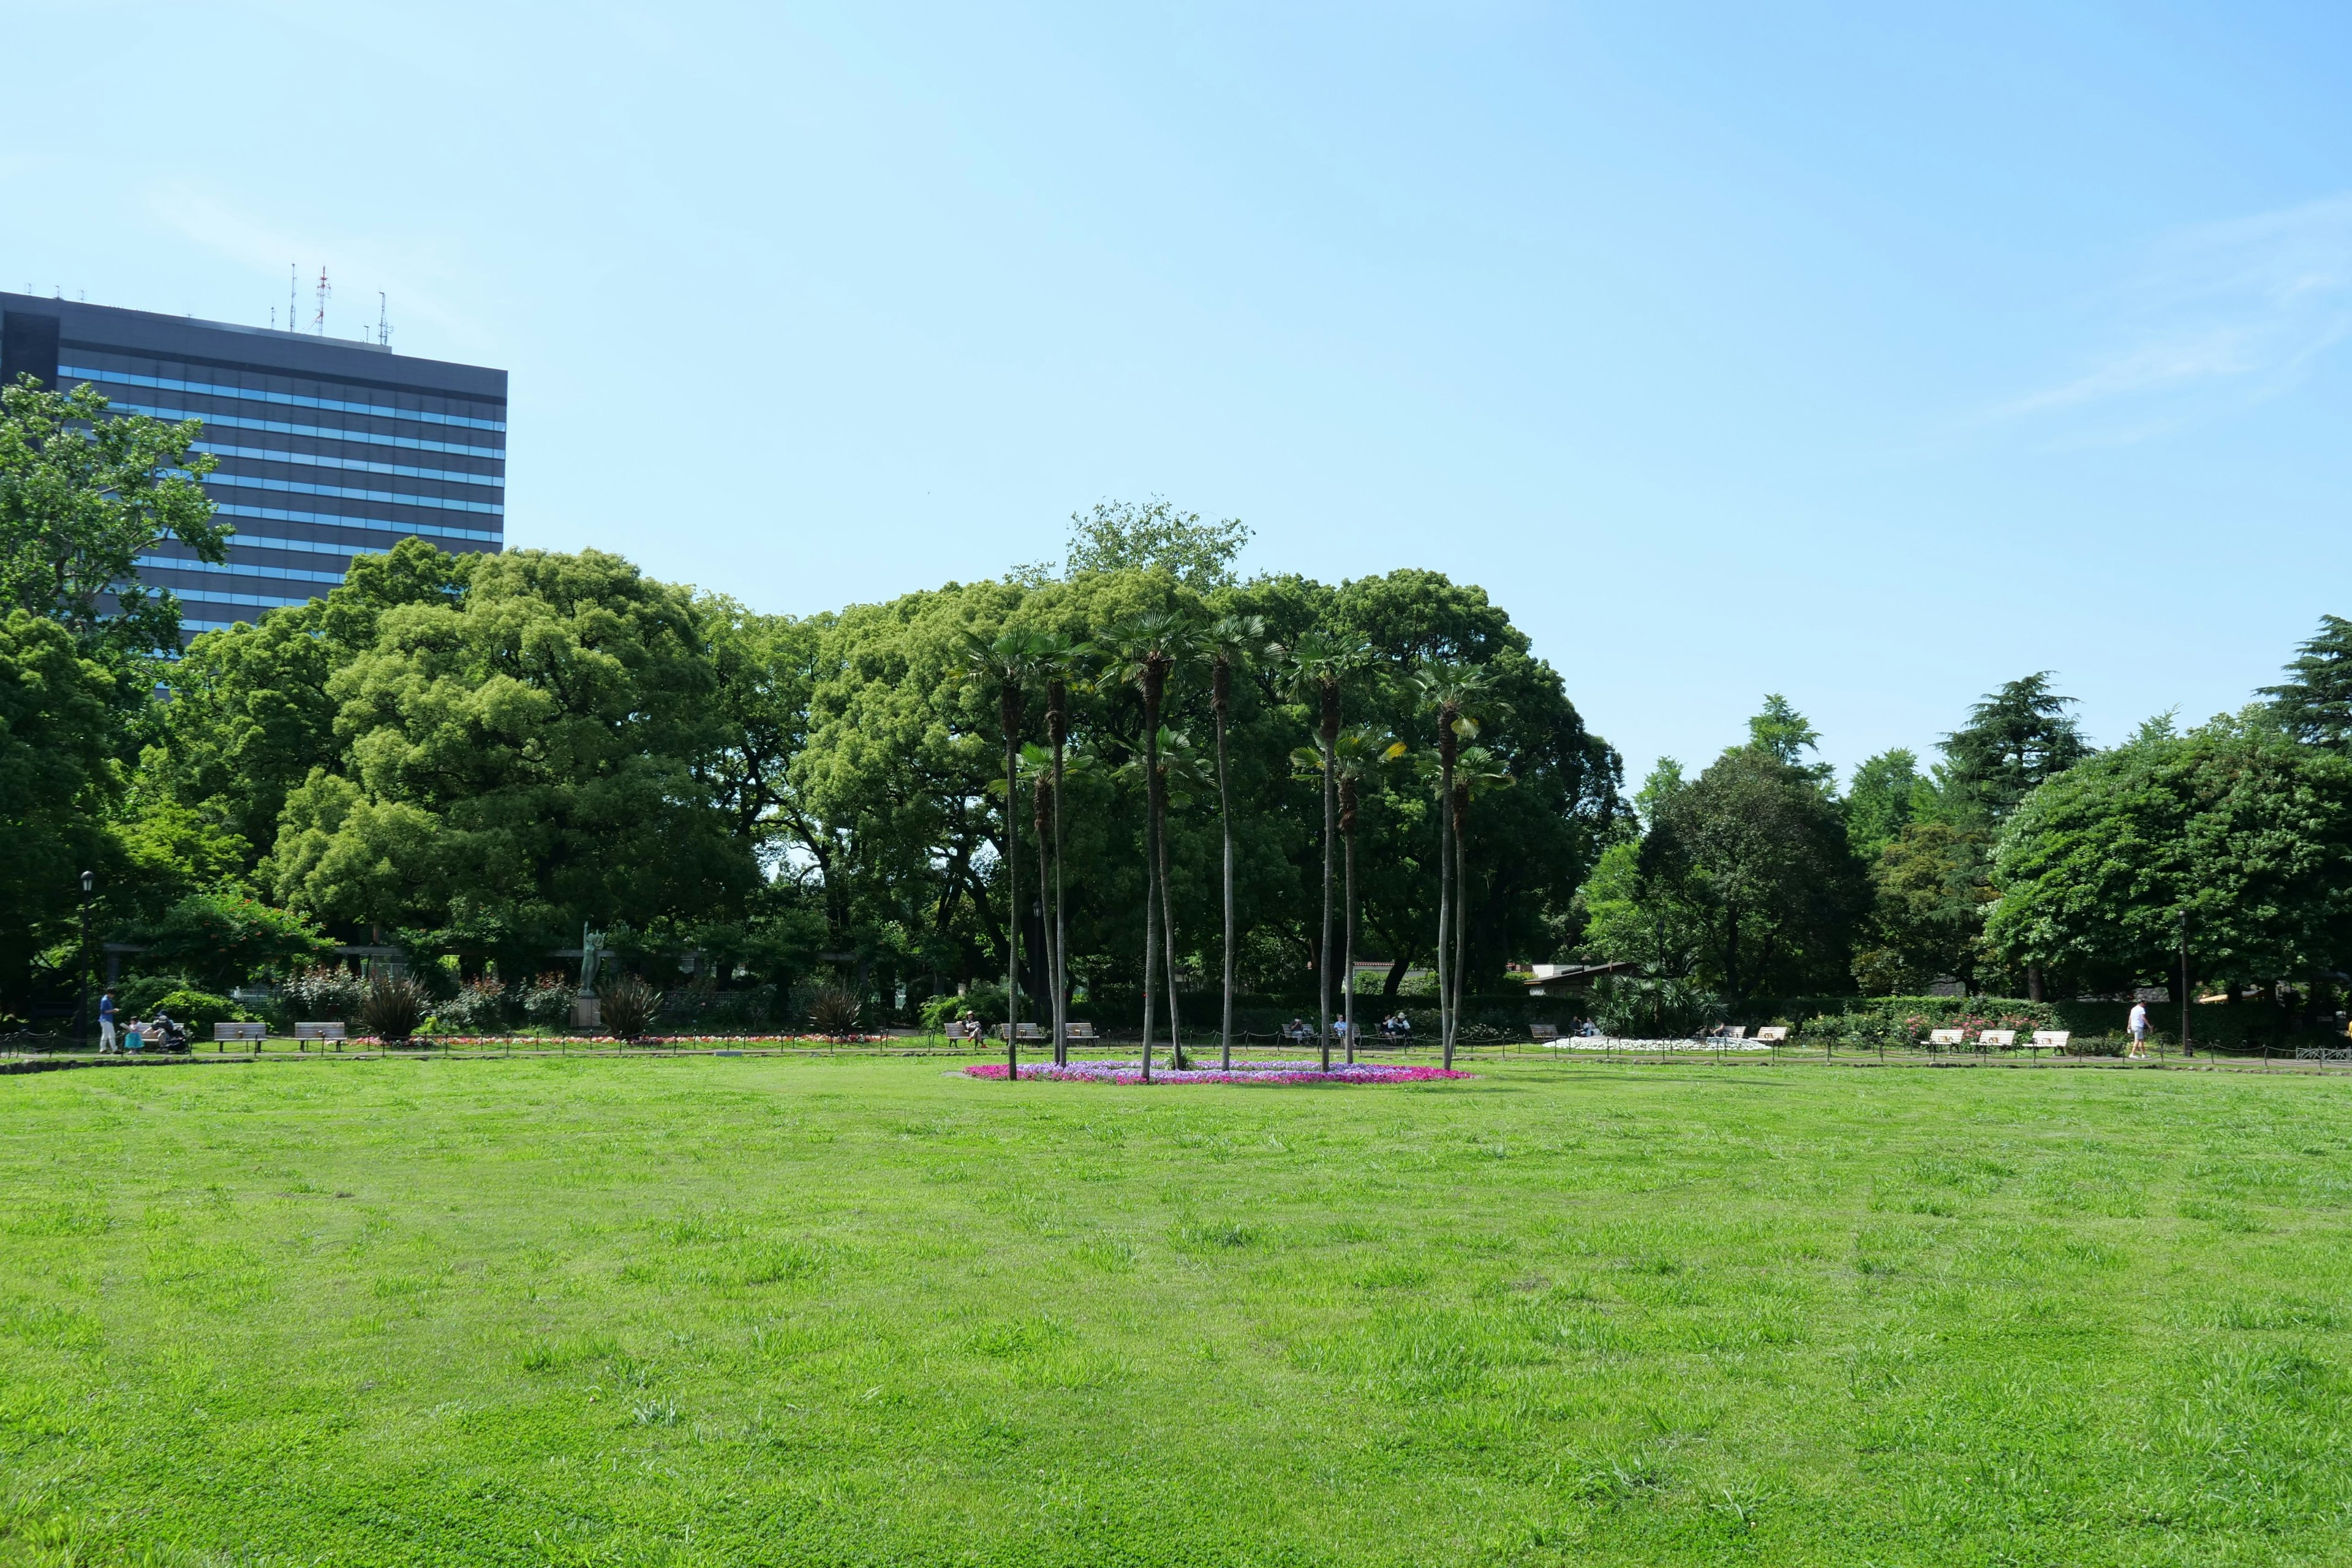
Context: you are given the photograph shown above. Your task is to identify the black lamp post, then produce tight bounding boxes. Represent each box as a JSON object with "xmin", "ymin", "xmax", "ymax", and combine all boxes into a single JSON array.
[{"xmin": 79, "ymin": 870, "xmax": 94, "ymax": 1052}]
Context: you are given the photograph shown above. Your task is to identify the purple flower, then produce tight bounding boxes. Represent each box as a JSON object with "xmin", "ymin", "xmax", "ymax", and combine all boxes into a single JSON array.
[{"xmin": 963, "ymin": 1060, "xmax": 1471, "ymax": 1086}]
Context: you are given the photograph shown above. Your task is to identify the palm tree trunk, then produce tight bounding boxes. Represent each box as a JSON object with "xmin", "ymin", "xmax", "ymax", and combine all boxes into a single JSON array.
[
  {"xmin": 1033, "ymin": 775, "xmax": 1052, "ymax": 1068},
  {"xmin": 1437, "ymin": 749, "xmax": 1456, "ymax": 1071},
  {"xmin": 1003, "ymin": 718, "xmax": 1020, "ymax": 1080},
  {"xmin": 1317, "ymin": 683, "xmax": 1339, "ymax": 1074},
  {"xmin": 1052, "ymin": 717, "xmax": 1069, "ymax": 1066},
  {"xmin": 1452, "ymin": 783, "xmax": 1469, "ymax": 1051},
  {"xmin": 1159, "ymin": 792, "xmax": 1183, "ymax": 1069},
  {"xmin": 1216, "ymin": 702, "xmax": 1235, "ymax": 1071},
  {"xmin": 1319, "ymin": 751, "xmax": 1335, "ymax": 1072},
  {"xmin": 1139, "ymin": 680, "xmax": 1163, "ymax": 1082},
  {"xmin": 1343, "ymin": 810, "xmax": 1358, "ymax": 1065}
]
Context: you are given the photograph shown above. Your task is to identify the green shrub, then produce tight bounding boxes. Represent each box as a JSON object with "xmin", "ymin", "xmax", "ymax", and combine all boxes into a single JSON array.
[
  {"xmin": 357, "ymin": 974, "xmax": 431, "ymax": 1042},
  {"xmin": 520, "ymin": 973, "xmax": 576, "ymax": 1030},
  {"xmin": 124, "ymin": 894, "xmax": 333, "ymax": 992},
  {"xmin": 807, "ymin": 986, "xmax": 864, "ymax": 1039},
  {"xmin": 598, "ymin": 976, "xmax": 663, "ymax": 1041},
  {"xmin": 278, "ymin": 965, "xmax": 364, "ymax": 1027},
  {"xmin": 1589, "ymin": 976, "xmax": 1724, "ymax": 1037},
  {"xmin": 432, "ymin": 975, "xmax": 513, "ymax": 1034}
]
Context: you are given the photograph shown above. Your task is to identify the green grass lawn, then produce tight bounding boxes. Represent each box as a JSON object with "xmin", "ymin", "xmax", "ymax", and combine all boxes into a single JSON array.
[{"xmin": 3, "ymin": 1058, "xmax": 2350, "ymax": 1566}]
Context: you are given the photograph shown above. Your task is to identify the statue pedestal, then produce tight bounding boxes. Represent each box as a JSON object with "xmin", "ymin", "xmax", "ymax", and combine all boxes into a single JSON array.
[{"xmin": 570, "ymin": 995, "xmax": 601, "ymax": 1030}]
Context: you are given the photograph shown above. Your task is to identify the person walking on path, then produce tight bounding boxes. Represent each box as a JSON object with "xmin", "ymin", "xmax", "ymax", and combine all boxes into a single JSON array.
[
  {"xmin": 97, "ymin": 989, "xmax": 116, "ymax": 1053},
  {"xmin": 2127, "ymin": 1000, "xmax": 2151, "ymax": 1059}
]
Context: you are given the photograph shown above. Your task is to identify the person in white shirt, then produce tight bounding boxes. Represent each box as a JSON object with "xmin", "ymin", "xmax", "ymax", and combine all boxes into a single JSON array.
[{"xmin": 2127, "ymin": 1000, "xmax": 2150, "ymax": 1058}]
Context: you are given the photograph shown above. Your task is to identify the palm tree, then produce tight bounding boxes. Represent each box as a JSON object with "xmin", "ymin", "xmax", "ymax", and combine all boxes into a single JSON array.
[
  {"xmin": 1199, "ymin": 614, "xmax": 1270, "ymax": 1069},
  {"xmin": 1131, "ymin": 726, "xmax": 1213, "ymax": 1069},
  {"xmin": 1281, "ymin": 631, "xmax": 1366, "ymax": 1072},
  {"xmin": 1332, "ymin": 726, "xmax": 1404, "ymax": 1064},
  {"xmin": 1036, "ymin": 635, "xmax": 1089, "ymax": 1065},
  {"xmin": 1095, "ymin": 611, "xmax": 1199, "ymax": 1082},
  {"xmin": 961, "ymin": 628, "xmax": 1044, "ymax": 1079},
  {"xmin": 1411, "ymin": 661, "xmax": 1501, "ymax": 1066},
  {"xmin": 1448, "ymin": 744, "xmax": 1515, "ymax": 1052}
]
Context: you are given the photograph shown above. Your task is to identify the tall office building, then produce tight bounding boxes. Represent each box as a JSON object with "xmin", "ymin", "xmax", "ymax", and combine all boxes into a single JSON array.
[{"xmin": 0, "ymin": 292, "xmax": 506, "ymax": 635}]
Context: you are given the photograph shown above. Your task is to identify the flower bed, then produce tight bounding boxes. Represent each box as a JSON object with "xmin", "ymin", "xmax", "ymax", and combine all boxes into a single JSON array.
[
  {"xmin": 346, "ymin": 1034, "xmax": 899, "ymax": 1047},
  {"xmin": 964, "ymin": 1059, "xmax": 1474, "ymax": 1085},
  {"xmin": 1542, "ymin": 1038, "xmax": 1773, "ymax": 1052}
]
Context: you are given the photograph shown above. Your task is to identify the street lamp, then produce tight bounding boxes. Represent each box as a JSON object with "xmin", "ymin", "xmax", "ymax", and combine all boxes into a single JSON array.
[{"xmin": 79, "ymin": 870, "xmax": 94, "ymax": 1053}]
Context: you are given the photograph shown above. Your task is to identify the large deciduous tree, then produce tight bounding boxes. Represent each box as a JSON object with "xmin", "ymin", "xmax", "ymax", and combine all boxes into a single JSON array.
[
  {"xmin": 1633, "ymin": 705, "xmax": 1868, "ymax": 1005},
  {"xmin": 0, "ymin": 377, "xmax": 225, "ymax": 660},
  {"xmin": 0, "ymin": 609, "xmax": 121, "ymax": 1005},
  {"xmin": 1988, "ymin": 712, "xmax": 2352, "ymax": 997},
  {"xmin": 268, "ymin": 548, "xmax": 752, "ymax": 956}
]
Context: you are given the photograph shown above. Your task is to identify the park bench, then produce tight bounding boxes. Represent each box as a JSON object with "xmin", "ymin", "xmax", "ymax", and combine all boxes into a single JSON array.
[
  {"xmin": 295, "ymin": 1021, "xmax": 345, "ymax": 1052},
  {"xmin": 2031, "ymin": 1031, "xmax": 2071, "ymax": 1056},
  {"xmin": 1063, "ymin": 1021, "xmax": 1099, "ymax": 1044},
  {"xmin": 1928, "ymin": 1028, "xmax": 1965, "ymax": 1054},
  {"xmin": 1753, "ymin": 1026, "xmax": 1789, "ymax": 1048},
  {"xmin": 998, "ymin": 1022, "xmax": 1049, "ymax": 1042},
  {"xmin": 213, "ymin": 1022, "xmax": 265, "ymax": 1050},
  {"xmin": 1529, "ymin": 1023, "xmax": 1559, "ymax": 1042},
  {"xmin": 1978, "ymin": 1029, "xmax": 2017, "ymax": 1052}
]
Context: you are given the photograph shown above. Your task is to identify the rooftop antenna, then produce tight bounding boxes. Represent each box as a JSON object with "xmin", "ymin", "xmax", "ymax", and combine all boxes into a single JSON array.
[
  {"xmin": 312, "ymin": 266, "xmax": 330, "ymax": 335},
  {"xmin": 377, "ymin": 292, "xmax": 390, "ymax": 347},
  {"xmin": 289, "ymin": 265, "xmax": 298, "ymax": 333}
]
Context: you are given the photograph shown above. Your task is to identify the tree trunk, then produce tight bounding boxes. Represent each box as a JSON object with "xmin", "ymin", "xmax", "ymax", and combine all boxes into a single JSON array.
[
  {"xmin": 1342, "ymin": 779, "xmax": 1359, "ymax": 1066},
  {"xmin": 1002, "ymin": 707, "xmax": 1020, "ymax": 1080},
  {"xmin": 1050, "ymin": 681, "xmax": 1069, "ymax": 1066},
  {"xmin": 1159, "ymin": 766, "xmax": 1184, "ymax": 1069},
  {"xmin": 1215, "ymin": 690, "xmax": 1235, "ymax": 1071},
  {"xmin": 1437, "ymin": 710, "xmax": 1458, "ymax": 1069},
  {"xmin": 1439, "ymin": 780, "xmax": 1458, "ymax": 1048},
  {"xmin": 1318, "ymin": 680, "xmax": 1339, "ymax": 1072},
  {"xmin": 1139, "ymin": 666, "xmax": 1166, "ymax": 1082},
  {"xmin": 1384, "ymin": 956, "xmax": 1410, "ymax": 998},
  {"xmin": 2027, "ymin": 962, "xmax": 2044, "ymax": 1003},
  {"xmin": 1033, "ymin": 774, "xmax": 1053, "ymax": 1064}
]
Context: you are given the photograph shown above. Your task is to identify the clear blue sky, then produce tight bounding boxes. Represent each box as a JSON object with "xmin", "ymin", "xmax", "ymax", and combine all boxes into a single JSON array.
[{"xmin": 6, "ymin": 2, "xmax": 2348, "ymax": 785}]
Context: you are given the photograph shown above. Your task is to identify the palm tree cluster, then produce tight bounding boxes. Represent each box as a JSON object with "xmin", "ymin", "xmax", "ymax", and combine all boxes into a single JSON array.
[{"xmin": 963, "ymin": 614, "xmax": 1513, "ymax": 1079}]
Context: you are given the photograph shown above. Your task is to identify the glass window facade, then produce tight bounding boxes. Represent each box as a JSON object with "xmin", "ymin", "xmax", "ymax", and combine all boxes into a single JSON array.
[{"xmin": 2, "ymin": 293, "xmax": 507, "ymax": 636}]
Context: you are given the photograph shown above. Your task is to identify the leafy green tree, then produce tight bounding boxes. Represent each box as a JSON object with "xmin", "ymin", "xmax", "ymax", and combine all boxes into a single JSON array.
[
  {"xmin": 1643, "ymin": 743, "xmax": 1868, "ymax": 1003},
  {"xmin": 145, "ymin": 604, "xmax": 338, "ymax": 868},
  {"xmin": 2261, "ymin": 614, "xmax": 2352, "ymax": 750},
  {"xmin": 1844, "ymin": 748, "xmax": 1924, "ymax": 864},
  {"xmin": 1852, "ymin": 820, "xmax": 1991, "ymax": 993},
  {"xmin": 269, "ymin": 548, "xmax": 752, "ymax": 958},
  {"xmin": 126, "ymin": 891, "xmax": 334, "ymax": 992},
  {"xmin": 1059, "ymin": 499, "xmax": 1251, "ymax": 589},
  {"xmin": 0, "ymin": 610, "xmax": 121, "ymax": 1007},
  {"xmin": 1324, "ymin": 570, "xmax": 1620, "ymax": 1002},
  {"xmin": 1988, "ymin": 712, "xmax": 2352, "ymax": 996},
  {"xmin": 0, "ymin": 378, "xmax": 225, "ymax": 659},
  {"xmin": 697, "ymin": 599, "xmax": 825, "ymax": 858}
]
